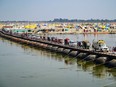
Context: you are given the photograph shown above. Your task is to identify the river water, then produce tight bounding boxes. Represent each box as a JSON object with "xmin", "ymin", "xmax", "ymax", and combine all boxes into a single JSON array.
[{"xmin": 0, "ymin": 34, "xmax": 116, "ymax": 87}]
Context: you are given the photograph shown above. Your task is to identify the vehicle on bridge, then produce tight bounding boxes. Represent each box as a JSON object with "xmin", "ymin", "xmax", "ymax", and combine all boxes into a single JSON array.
[
  {"xmin": 69, "ymin": 40, "xmax": 77, "ymax": 47},
  {"xmin": 92, "ymin": 40, "xmax": 109, "ymax": 52},
  {"xmin": 77, "ymin": 40, "xmax": 91, "ymax": 49}
]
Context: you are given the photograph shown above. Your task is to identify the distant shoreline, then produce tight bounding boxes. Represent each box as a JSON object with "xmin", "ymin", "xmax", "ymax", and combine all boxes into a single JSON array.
[{"xmin": 39, "ymin": 30, "xmax": 116, "ymax": 34}]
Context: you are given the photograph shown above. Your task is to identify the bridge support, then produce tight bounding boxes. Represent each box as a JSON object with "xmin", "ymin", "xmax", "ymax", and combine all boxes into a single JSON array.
[
  {"xmin": 46, "ymin": 45, "xmax": 53, "ymax": 50},
  {"xmin": 69, "ymin": 51, "xmax": 79, "ymax": 57},
  {"xmin": 76, "ymin": 52, "xmax": 88, "ymax": 59},
  {"xmin": 84, "ymin": 54, "xmax": 97, "ymax": 61},
  {"xmin": 105, "ymin": 59, "xmax": 116, "ymax": 68},
  {"xmin": 94, "ymin": 57, "xmax": 107, "ymax": 64},
  {"xmin": 57, "ymin": 47, "xmax": 64, "ymax": 53},
  {"xmin": 51, "ymin": 46, "xmax": 58, "ymax": 51},
  {"xmin": 62, "ymin": 49, "xmax": 71, "ymax": 55}
]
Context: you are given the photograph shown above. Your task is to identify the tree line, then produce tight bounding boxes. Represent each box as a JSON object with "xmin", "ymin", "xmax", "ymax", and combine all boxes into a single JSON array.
[
  {"xmin": 49, "ymin": 18, "xmax": 116, "ymax": 22},
  {"xmin": 0, "ymin": 18, "xmax": 116, "ymax": 23}
]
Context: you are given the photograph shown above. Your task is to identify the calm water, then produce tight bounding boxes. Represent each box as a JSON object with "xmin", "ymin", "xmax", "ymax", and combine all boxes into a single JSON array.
[{"xmin": 0, "ymin": 34, "xmax": 116, "ymax": 87}]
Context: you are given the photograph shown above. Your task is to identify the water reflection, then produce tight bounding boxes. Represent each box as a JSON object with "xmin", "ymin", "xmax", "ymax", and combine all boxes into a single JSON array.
[
  {"xmin": 107, "ymin": 68, "xmax": 116, "ymax": 77},
  {"xmin": 0, "ymin": 37, "xmax": 116, "ymax": 86},
  {"xmin": 92, "ymin": 65, "xmax": 108, "ymax": 78},
  {"xmin": 16, "ymin": 41, "xmax": 116, "ymax": 79},
  {"xmin": 64, "ymin": 57, "xmax": 77, "ymax": 65},
  {"xmin": 76, "ymin": 58, "xmax": 116, "ymax": 79},
  {"xmin": 77, "ymin": 61, "xmax": 95, "ymax": 71},
  {"xmin": 1, "ymin": 38, "xmax": 116, "ymax": 78}
]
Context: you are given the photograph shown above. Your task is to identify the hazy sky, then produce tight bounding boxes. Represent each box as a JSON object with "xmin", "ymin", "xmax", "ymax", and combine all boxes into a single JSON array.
[{"xmin": 0, "ymin": 0, "xmax": 116, "ymax": 21}]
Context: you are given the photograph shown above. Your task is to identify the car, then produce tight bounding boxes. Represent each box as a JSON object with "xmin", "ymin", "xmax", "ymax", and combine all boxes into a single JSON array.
[{"xmin": 69, "ymin": 41, "xmax": 77, "ymax": 47}]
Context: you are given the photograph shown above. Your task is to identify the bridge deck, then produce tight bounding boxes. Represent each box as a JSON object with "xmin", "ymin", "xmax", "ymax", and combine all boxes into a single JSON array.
[{"xmin": 0, "ymin": 31, "xmax": 116, "ymax": 59}]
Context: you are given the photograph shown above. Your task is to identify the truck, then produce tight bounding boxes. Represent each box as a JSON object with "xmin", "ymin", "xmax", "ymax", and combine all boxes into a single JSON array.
[{"xmin": 92, "ymin": 40, "xmax": 109, "ymax": 52}]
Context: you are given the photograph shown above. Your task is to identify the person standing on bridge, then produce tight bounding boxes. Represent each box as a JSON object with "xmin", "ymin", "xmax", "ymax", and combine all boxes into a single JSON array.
[{"xmin": 64, "ymin": 38, "xmax": 70, "ymax": 45}]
